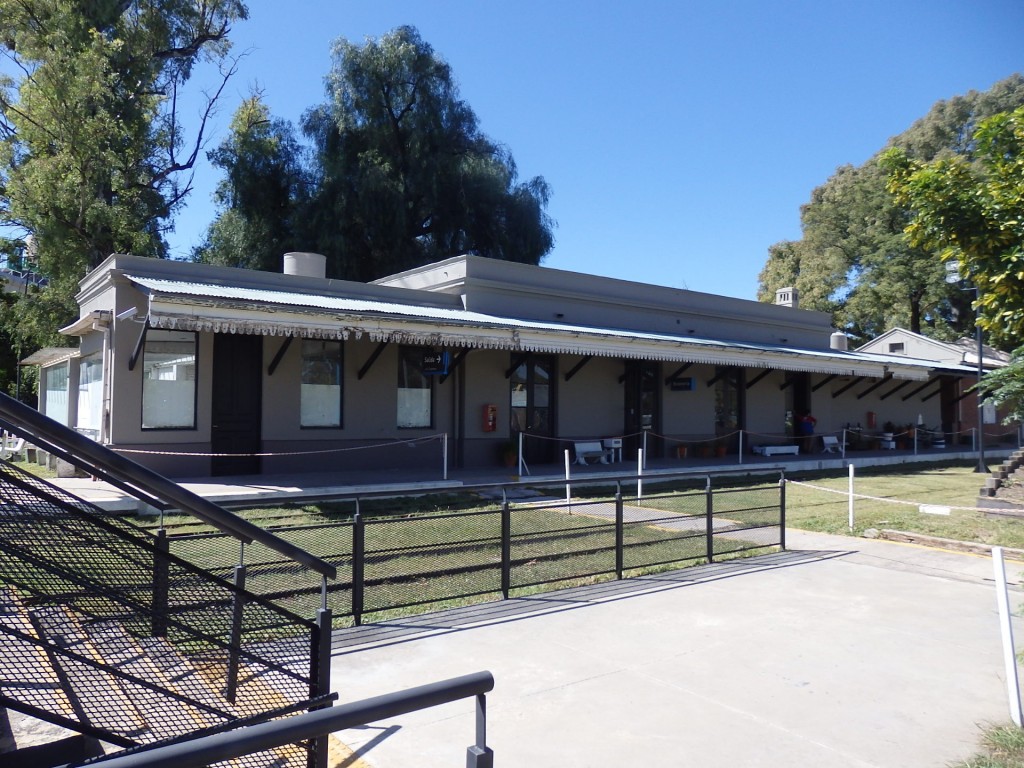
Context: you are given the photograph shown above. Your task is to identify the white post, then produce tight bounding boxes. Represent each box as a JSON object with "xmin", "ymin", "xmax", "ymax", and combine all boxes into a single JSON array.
[
  {"xmin": 738, "ymin": 430, "xmax": 744, "ymax": 465},
  {"xmin": 642, "ymin": 431, "xmax": 648, "ymax": 469},
  {"xmin": 841, "ymin": 428, "xmax": 847, "ymax": 459},
  {"xmin": 564, "ymin": 449, "xmax": 571, "ymax": 506},
  {"xmin": 517, "ymin": 431, "xmax": 524, "ymax": 476},
  {"xmin": 848, "ymin": 463, "xmax": 855, "ymax": 532},
  {"xmin": 993, "ymin": 547, "xmax": 1024, "ymax": 727},
  {"xmin": 637, "ymin": 449, "xmax": 644, "ymax": 503},
  {"xmin": 442, "ymin": 433, "xmax": 448, "ymax": 480}
]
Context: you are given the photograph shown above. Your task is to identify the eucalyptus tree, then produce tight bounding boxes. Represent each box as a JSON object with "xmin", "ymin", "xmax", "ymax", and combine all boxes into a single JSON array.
[{"xmin": 0, "ymin": 0, "xmax": 247, "ymax": 371}]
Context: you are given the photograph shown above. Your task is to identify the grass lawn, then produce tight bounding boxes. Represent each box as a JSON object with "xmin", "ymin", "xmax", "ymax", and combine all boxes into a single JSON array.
[{"xmin": 784, "ymin": 462, "xmax": 1024, "ymax": 548}]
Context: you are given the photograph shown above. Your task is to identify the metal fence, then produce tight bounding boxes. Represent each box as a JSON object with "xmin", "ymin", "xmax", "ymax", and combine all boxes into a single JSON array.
[
  {"xmin": 0, "ymin": 458, "xmax": 329, "ymax": 767},
  {"xmin": 168, "ymin": 472, "xmax": 785, "ymax": 627}
]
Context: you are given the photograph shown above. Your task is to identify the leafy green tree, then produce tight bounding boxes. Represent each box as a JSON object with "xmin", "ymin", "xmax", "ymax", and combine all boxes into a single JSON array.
[
  {"xmin": 0, "ymin": 0, "xmax": 247, "ymax": 384},
  {"xmin": 194, "ymin": 92, "xmax": 309, "ymax": 270},
  {"xmin": 299, "ymin": 26, "xmax": 554, "ymax": 281},
  {"xmin": 882, "ymin": 106, "xmax": 1024, "ymax": 346},
  {"xmin": 980, "ymin": 352, "xmax": 1024, "ymax": 424},
  {"xmin": 758, "ymin": 74, "xmax": 1024, "ymax": 343}
]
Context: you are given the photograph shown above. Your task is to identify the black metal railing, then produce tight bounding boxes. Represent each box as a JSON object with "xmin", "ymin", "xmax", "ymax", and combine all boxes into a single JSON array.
[
  {"xmin": 79, "ymin": 671, "xmax": 495, "ymax": 768},
  {"xmin": 0, "ymin": 457, "xmax": 332, "ymax": 766},
  {"xmin": 167, "ymin": 472, "xmax": 785, "ymax": 626},
  {"xmin": 0, "ymin": 392, "xmax": 336, "ymax": 581}
]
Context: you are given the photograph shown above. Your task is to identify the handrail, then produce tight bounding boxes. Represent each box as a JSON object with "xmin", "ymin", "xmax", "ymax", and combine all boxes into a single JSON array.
[
  {"xmin": 78, "ymin": 671, "xmax": 495, "ymax": 768},
  {"xmin": 0, "ymin": 392, "xmax": 336, "ymax": 580}
]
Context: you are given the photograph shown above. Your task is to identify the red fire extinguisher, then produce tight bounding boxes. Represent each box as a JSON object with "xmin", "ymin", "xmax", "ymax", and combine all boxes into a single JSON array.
[{"xmin": 483, "ymin": 404, "xmax": 497, "ymax": 432}]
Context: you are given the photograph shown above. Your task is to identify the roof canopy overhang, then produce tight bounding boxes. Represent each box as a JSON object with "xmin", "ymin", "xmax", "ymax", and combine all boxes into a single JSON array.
[{"xmin": 121, "ymin": 275, "xmax": 937, "ymax": 381}]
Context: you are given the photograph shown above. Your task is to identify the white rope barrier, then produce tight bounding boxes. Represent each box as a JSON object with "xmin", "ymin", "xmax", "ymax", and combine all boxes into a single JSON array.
[
  {"xmin": 111, "ymin": 433, "xmax": 446, "ymax": 458},
  {"xmin": 787, "ymin": 478, "xmax": 1010, "ymax": 515}
]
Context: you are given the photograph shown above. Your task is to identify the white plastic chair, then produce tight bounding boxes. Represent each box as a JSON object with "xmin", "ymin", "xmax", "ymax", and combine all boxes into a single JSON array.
[{"xmin": 0, "ymin": 431, "xmax": 27, "ymax": 461}]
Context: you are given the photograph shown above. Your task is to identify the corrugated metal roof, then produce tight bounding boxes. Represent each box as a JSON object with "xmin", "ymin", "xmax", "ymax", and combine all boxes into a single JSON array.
[{"xmin": 123, "ymin": 274, "xmax": 945, "ymax": 380}]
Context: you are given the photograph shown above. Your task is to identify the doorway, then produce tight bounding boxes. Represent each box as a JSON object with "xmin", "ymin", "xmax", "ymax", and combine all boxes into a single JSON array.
[
  {"xmin": 212, "ymin": 333, "xmax": 263, "ymax": 476},
  {"xmin": 510, "ymin": 354, "xmax": 555, "ymax": 465},
  {"xmin": 623, "ymin": 361, "xmax": 660, "ymax": 457}
]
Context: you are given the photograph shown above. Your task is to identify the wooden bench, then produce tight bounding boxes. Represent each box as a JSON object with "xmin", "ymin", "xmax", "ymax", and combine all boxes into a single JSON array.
[
  {"xmin": 574, "ymin": 441, "xmax": 609, "ymax": 465},
  {"xmin": 751, "ymin": 445, "xmax": 799, "ymax": 457}
]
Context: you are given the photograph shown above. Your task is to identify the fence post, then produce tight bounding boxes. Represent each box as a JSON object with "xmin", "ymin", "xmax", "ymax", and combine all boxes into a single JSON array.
[
  {"xmin": 738, "ymin": 430, "xmax": 744, "ymax": 465},
  {"xmin": 501, "ymin": 491, "xmax": 511, "ymax": 599},
  {"xmin": 151, "ymin": 528, "xmax": 169, "ymax": 638},
  {"xmin": 973, "ymin": 427, "xmax": 977, "ymax": 453},
  {"xmin": 312, "ymin": 607, "xmax": 334, "ymax": 768},
  {"xmin": 637, "ymin": 449, "xmax": 643, "ymax": 502},
  {"xmin": 779, "ymin": 472, "xmax": 786, "ymax": 551},
  {"xmin": 705, "ymin": 475, "xmax": 714, "ymax": 563},
  {"xmin": 993, "ymin": 547, "xmax": 1024, "ymax": 727},
  {"xmin": 225, "ymin": 563, "xmax": 247, "ymax": 704},
  {"xmin": 353, "ymin": 507, "xmax": 365, "ymax": 627},
  {"xmin": 848, "ymin": 463, "xmax": 855, "ymax": 532},
  {"xmin": 466, "ymin": 692, "xmax": 494, "ymax": 767},
  {"xmin": 841, "ymin": 427, "xmax": 847, "ymax": 459},
  {"xmin": 564, "ymin": 449, "xmax": 571, "ymax": 507},
  {"xmin": 615, "ymin": 481, "xmax": 624, "ymax": 580},
  {"xmin": 443, "ymin": 433, "xmax": 448, "ymax": 481}
]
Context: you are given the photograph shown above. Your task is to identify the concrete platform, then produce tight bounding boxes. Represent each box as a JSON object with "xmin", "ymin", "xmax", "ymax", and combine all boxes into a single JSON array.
[
  {"xmin": 43, "ymin": 446, "xmax": 1017, "ymax": 512},
  {"xmin": 327, "ymin": 530, "xmax": 1024, "ymax": 768}
]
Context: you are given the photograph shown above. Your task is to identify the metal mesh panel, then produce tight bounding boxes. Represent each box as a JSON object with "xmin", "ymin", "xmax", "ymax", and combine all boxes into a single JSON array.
[
  {"xmin": 710, "ymin": 483, "xmax": 782, "ymax": 555},
  {"xmin": 363, "ymin": 509, "xmax": 502, "ymax": 612},
  {"xmin": 620, "ymin": 489, "xmax": 709, "ymax": 571},
  {"xmin": 170, "ymin": 522, "xmax": 354, "ymax": 621},
  {"xmin": 509, "ymin": 498, "xmax": 616, "ymax": 588},
  {"xmin": 0, "ymin": 459, "xmax": 320, "ymax": 766}
]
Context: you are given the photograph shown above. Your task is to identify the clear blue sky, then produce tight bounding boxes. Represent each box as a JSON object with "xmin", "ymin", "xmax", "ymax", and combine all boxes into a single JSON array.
[{"xmin": 169, "ymin": 0, "xmax": 1024, "ymax": 300}]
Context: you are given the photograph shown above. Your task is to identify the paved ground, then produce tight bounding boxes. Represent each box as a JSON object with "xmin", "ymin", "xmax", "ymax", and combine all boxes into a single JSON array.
[{"xmin": 327, "ymin": 530, "xmax": 1024, "ymax": 768}]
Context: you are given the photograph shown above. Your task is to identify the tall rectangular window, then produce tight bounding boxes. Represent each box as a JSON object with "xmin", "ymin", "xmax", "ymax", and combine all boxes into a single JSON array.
[
  {"xmin": 77, "ymin": 355, "xmax": 103, "ymax": 435},
  {"xmin": 44, "ymin": 363, "xmax": 69, "ymax": 426},
  {"xmin": 301, "ymin": 340, "xmax": 343, "ymax": 427},
  {"xmin": 142, "ymin": 330, "xmax": 197, "ymax": 429},
  {"xmin": 397, "ymin": 346, "xmax": 432, "ymax": 428}
]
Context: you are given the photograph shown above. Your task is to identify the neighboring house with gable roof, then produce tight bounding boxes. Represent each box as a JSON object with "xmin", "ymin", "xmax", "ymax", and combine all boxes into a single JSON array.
[{"xmin": 857, "ymin": 327, "xmax": 1015, "ymax": 443}]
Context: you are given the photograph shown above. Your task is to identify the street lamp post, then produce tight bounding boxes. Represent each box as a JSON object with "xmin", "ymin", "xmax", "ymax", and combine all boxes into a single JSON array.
[
  {"xmin": 975, "ymin": 311, "xmax": 988, "ymax": 474},
  {"xmin": 947, "ymin": 261, "xmax": 988, "ymax": 473}
]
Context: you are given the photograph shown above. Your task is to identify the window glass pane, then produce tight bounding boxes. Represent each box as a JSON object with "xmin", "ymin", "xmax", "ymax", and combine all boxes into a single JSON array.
[
  {"xmin": 142, "ymin": 331, "xmax": 197, "ymax": 429},
  {"xmin": 77, "ymin": 355, "xmax": 103, "ymax": 434},
  {"xmin": 397, "ymin": 347, "xmax": 432, "ymax": 428},
  {"xmin": 44, "ymin": 364, "xmax": 69, "ymax": 426},
  {"xmin": 301, "ymin": 340, "xmax": 342, "ymax": 427}
]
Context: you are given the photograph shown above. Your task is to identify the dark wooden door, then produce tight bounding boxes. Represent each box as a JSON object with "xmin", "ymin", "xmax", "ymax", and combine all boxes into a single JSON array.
[
  {"xmin": 212, "ymin": 333, "xmax": 262, "ymax": 476},
  {"xmin": 510, "ymin": 354, "xmax": 556, "ymax": 464},
  {"xmin": 624, "ymin": 361, "xmax": 660, "ymax": 457}
]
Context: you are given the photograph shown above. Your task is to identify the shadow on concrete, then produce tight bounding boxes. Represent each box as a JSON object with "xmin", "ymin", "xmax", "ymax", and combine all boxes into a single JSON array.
[{"xmin": 330, "ymin": 548, "xmax": 851, "ymax": 656}]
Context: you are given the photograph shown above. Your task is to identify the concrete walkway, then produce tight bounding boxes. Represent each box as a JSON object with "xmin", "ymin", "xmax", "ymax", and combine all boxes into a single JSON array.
[{"xmin": 327, "ymin": 530, "xmax": 1024, "ymax": 768}]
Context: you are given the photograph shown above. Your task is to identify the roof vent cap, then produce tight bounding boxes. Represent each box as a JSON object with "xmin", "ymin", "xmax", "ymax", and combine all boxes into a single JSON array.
[
  {"xmin": 283, "ymin": 252, "xmax": 326, "ymax": 279},
  {"xmin": 830, "ymin": 331, "xmax": 849, "ymax": 351}
]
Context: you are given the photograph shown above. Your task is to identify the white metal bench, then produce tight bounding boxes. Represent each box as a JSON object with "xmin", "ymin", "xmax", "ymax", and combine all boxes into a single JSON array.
[
  {"xmin": 821, "ymin": 435, "xmax": 842, "ymax": 454},
  {"xmin": 752, "ymin": 445, "xmax": 799, "ymax": 457},
  {"xmin": 574, "ymin": 441, "xmax": 609, "ymax": 465}
]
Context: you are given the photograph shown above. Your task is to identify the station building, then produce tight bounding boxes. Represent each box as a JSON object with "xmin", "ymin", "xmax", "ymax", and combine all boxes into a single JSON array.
[{"xmin": 27, "ymin": 252, "xmax": 986, "ymax": 477}]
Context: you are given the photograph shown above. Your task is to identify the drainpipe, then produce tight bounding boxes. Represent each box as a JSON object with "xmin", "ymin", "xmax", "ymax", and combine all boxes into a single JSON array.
[{"xmin": 95, "ymin": 315, "xmax": 112, "ymax": 445}]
